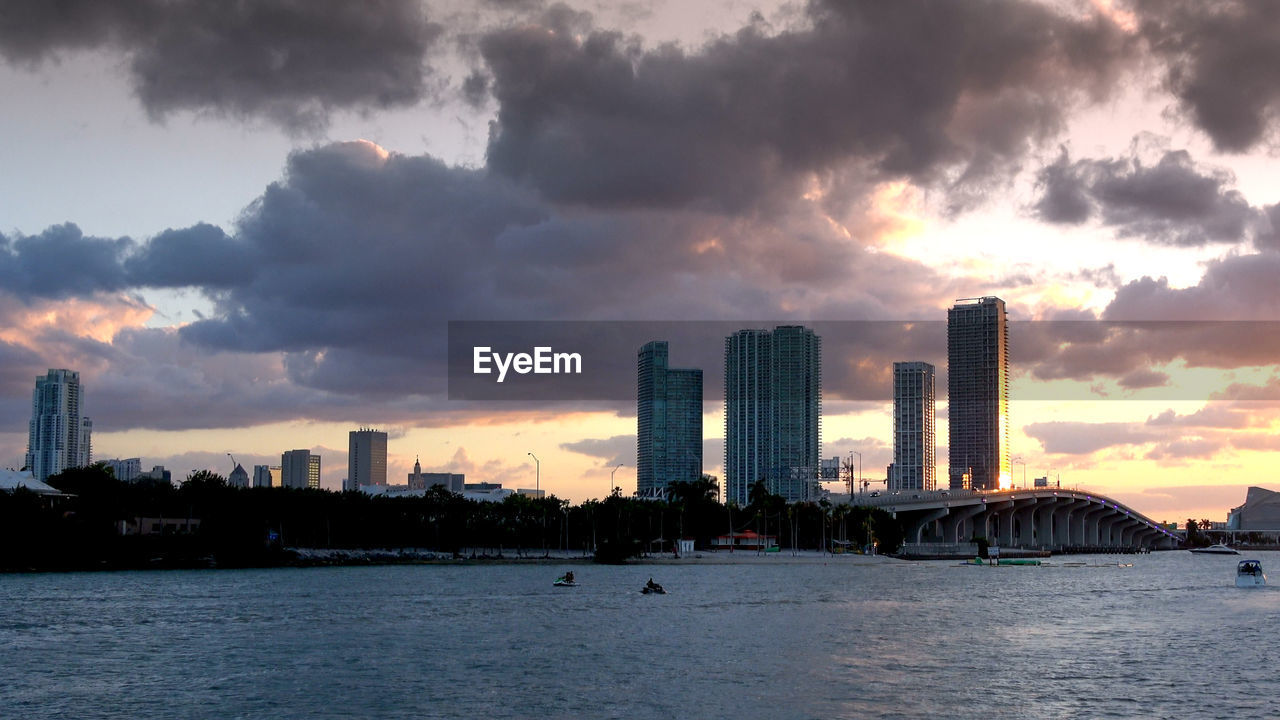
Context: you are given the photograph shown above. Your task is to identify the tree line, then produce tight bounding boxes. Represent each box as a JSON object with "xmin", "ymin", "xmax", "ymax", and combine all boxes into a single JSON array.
[{"xmin": 0, "ymin": 465, "xmax": 904, "ymax": 571}]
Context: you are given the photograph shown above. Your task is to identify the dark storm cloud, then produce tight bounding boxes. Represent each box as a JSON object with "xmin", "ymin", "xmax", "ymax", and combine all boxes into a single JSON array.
[
  {"xmin": 999, "ymin": 249, "xmax": 1280, "ymax": 387},
  {"xmin": 1105, "ymin": 254, "xmax": 1280, "ymax": 321},
  {"xmin": 479, "ymin": 0, "xmax": 1132, "ymax": 210},
  {"xmin": 1254, "ymin": 203, "xmax": 1280, "ymax": 251},
  {"xmin": 161, "ymin": 140, "xmax": 969, "ymax": 401},
  {"xmin": 1135, "ymin": 0, "xmax": 1280, "ymax": 152},
  {"xmin": 1117, "ymin": 368, "xmax": 1169, "ymax": 390},
  {"xmin": 123, "ymin": 223, "xmax": 257, "ymax": 288},
  {"xmin": 0, "ymin": 339, "xmax": 44, "ymax": 398},
  {"xmin": 0, "ymin": 224, "xmax": 131, "ymax": 298},
  {"xmin": 1033, "ymin": 146, "xmax": 1261, "ymax": 246},
  {"xmin": 0, "ymin": 0, "xmax": 442, "ymax": 131},
  {"xmin": 1, "ymin": 223, "xmax": 254, "ymax": 297}
]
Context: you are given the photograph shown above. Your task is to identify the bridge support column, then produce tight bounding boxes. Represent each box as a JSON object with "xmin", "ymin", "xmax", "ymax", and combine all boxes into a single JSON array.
[
  {"xmin": 1133, "ymin": 527, "xmax": 1158, "ymax": 548},
  {"xmin": 1013, "ymin": 498, "xmax": 1038, "ymax": 546},
  {"xmin": 1098, "ymin": 513, "xmax": 1121, "ymax": 546},
  {"xmin": 1121, "ymin": 521, "xmax": 1146, "ymax": 547},
  {"xmin": 941, "ymin": 505, "xmax": 984, "ymax": 543},
  {"xmin": 983, "ymin": 501, "xmax": 1013, "ymax": 546},
  {"xmin": 1054, "ymin": 500, "xmax": 1088, "ymax": 547},
  {"xmin": 906, "ymin": 508, "xmax": 949, "ymax": 544},
  {"xmin": 1078, "ymin": 504, "xmax": 1106, "ymax": 546},
  {"xmin": 1033, "ymin": 500, "xmax": 1057, "ymax": 548}
]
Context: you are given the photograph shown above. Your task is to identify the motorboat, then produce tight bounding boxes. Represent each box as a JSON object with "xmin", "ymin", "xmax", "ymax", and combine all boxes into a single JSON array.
[
  {"xmin": 1236, "ymin": 560, "xmax": 1266, "ymax": 588},
  {"xmin": 641, "ymin": 579, "xmax": 666, "ymax": 594},
  {"xmin": 553, "ymin": 572, "xmax": 578, "ymax": 587},
  {"xmin": 1189, "ymin": 544, "xmax": 1239, "ymax": 555}
]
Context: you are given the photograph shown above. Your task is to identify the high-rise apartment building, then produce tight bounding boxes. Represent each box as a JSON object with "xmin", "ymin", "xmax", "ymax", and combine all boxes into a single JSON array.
[
  {"xmin": 724, "ymin": 329, "xmax": 771, "ymax": 506},
  {"xmin": 890, "ymin": 361, "xmax": 935, "ymax": 492},
  {"xmin": 26, "ymin": 369, "xmax": 92, "ymax": 481},
  {"xmin": 282, "ymin": 449, "xmax": 321, "ymax": 490},
  {"xmin": 724, "ymin": 326, "xmax": 821, "ymax": 505},
  {"xmin": 947, "ymin": 297, "xmax": 1010, "ymax": 491},
  {"xmin": 637, "ymin": 341, "xmax": 703, "ymax": 499},
  {"xmin": 348, "ymin": 428, "xmax": 388, "ymax": 488}
]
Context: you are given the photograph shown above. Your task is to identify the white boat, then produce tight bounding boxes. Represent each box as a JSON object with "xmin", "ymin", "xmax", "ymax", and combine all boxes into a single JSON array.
[
  {"xmin": 1189, "ymin": 544, "xmax": 1239, "ymax": 555},
  {"xmin": 1236, "ymin": 560, "xmax": 1266, "ymax": 588}
]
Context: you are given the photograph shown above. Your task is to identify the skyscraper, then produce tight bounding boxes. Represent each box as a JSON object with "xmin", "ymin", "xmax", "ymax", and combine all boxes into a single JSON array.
[
  {"xmin": 228, "ymin": 463, "xmax": 250, "ymax": 488},
  {"xmin": 282, "ymin": 449, "xmax": 321, "ymax": 490},
  {"xmin": 348, "ymin": 428, "xmax": 388, "ymax": 488},
  {"xmin": 253, "ymin": 464, "xmax": 275, "ymax": 488},
  {"xmin": 890, "ymin": 361, "xmax": 936, "ymax": 492},
  {"xmin": 26, "ymin": 369, "xmax": 92, "ymax": 481},
  {"xmin": 724, "ymin": 326, "xmax": 821, "ymax": 505},
  {"xmin": 637, "ymin": 341, "xmax": 703, "ymax": 498},
  {"xmin": 947, "ymin": 297, "xmax": 1010, "ymax": 491}
]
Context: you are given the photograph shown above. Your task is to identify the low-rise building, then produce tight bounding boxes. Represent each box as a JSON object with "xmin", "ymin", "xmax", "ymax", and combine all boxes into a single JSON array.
[{"xmin": 1227, "ymin": 486, "xmax": 1280, "ymax": 531}]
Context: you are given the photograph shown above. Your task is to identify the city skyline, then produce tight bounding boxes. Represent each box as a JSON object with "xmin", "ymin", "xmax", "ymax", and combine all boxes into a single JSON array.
[{"xmin": 5, "ymin": 1, "xmax": 1280, "ymax": 521}]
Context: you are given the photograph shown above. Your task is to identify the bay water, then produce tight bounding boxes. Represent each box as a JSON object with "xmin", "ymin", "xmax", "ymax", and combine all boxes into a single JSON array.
[{"xmin": 3, "ymin": 551, "xmax": 1278, "ymax": 719}]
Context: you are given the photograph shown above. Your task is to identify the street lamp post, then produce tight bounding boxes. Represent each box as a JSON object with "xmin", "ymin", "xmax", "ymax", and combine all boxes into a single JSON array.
[
  {"xmin": 528, "ymin": 452, "xmax": 543, "ymax": 553},
  {"xmin": 610, "ymin": 463, "xmax": 622, "ymax": 498},
  {"xmin": 1012, "ymin": 457, "xmax": 1025, "ymax": 489},
  {"xmin": 527, "ymin": 452, "xmax": 540, "ymax": 496}
]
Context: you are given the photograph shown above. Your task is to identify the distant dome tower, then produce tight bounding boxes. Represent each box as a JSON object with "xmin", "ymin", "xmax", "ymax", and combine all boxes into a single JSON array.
[{"xmin": 410, "ymin": 456, "xmax": 424, "ymax": 489}]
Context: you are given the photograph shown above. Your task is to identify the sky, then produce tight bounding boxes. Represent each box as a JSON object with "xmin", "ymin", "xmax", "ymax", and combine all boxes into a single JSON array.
[{"xmin": 3, "ymin": 0, "xmax": 1280, "ymax": 523}]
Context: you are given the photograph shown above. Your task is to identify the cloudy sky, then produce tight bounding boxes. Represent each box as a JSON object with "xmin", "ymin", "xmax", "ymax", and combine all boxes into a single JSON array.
[{"xmin": 3, "ymin": 0, "xmax": 1280, "ymax": 521}]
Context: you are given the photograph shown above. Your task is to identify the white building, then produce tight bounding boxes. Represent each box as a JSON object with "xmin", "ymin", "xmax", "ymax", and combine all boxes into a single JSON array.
[
  {"xmin": 27, "ymin": 369, "xmax": 92, "ymax": 481},
  {"xmin": 104, "ymin": 458, "xmax": 143, "ymax": 483}
]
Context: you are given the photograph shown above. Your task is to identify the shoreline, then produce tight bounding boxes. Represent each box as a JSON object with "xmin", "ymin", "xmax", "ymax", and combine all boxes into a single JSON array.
[{"xmin": 288, "ymin": 547, "xmax": 901, "ymax": 567}]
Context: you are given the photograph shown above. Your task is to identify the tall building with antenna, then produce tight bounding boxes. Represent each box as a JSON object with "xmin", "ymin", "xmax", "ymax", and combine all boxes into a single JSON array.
[
  {"xmin": 947, "ymin": 297, "xmax": 1009, "ymax": 491},
  {"xmin": 348, "ymin": 428, "xmax": 388, "ymax": 489}
]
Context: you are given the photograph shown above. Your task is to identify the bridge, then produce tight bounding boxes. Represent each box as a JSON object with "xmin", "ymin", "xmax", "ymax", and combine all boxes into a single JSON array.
[{"xmin": 846, "ymin": 487, "xmax": 1181, "ymax": 550}]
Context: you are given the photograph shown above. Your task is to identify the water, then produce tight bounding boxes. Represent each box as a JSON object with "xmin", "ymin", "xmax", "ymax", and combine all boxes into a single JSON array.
[{"xmin": 3, "ymin": 552, "xmax": 1279, "ymax": 719}]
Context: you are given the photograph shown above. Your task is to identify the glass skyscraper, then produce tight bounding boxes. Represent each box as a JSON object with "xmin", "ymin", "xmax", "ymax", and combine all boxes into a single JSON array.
[
  {"xmin": 637, "ymin": 341, "xmax": 703, "ymax": 498},
  {"xmin": 890, "ymin": 361, "xmax": 935, "ymax": 491},
  {"xmin": 724, "ymin": 326, "xmax": 821, "ymax": 505},
  {"xmin": 947, "ymin": 297, "xmax": 1009, "ymax": 491}
]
